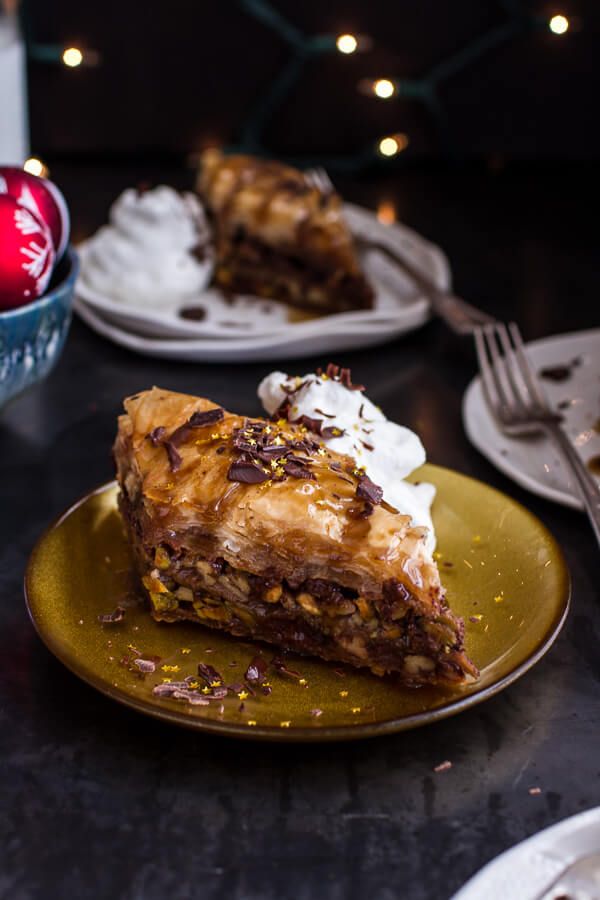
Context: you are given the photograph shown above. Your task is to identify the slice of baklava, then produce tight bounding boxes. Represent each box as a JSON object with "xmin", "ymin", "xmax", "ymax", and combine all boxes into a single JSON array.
[
  {"xmin": 114, "ymin": 387, "xmax": 478, "ymax": 687},
  {"xmin": 197, "ymin": 149, "xmax": 374, "ymax": 313}
]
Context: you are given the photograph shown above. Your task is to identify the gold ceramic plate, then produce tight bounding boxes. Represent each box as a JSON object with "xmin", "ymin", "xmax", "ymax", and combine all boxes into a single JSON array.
[{"xmin": 25, "ymin": 465, "xmax": 570, "ymax": 742}]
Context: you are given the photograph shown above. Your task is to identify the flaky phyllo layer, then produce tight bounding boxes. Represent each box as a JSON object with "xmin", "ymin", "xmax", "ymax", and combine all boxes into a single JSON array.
[{"xmin": 114, "ymin": 386, "xmax": 478, "ymax": 686}]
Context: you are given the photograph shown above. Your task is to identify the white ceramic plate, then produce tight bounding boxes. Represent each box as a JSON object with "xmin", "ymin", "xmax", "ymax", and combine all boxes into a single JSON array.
[
  {"xmin": 452, "ymin": 806, "xmax": 600, "ymax": 900},
  {"xmin": 74, "ymin": 203, "xmax": 449, "ymax": 359},
  {"xmin": 73, "ymin": 296, "xmax": 427, "ymax": 362},
  {"xmin": 463, "ymin": 329, "xmax": 600, "ymax": 510}
]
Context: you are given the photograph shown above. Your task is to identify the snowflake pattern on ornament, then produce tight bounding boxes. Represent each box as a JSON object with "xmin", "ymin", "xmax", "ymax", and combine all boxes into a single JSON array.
[
  {"xmin": 14, "ymin": 206, "xmax": 45, "ymax": 237},
  {"xmin": 20, "ymin": 241, "xmax": 51, "ymax": 282}
]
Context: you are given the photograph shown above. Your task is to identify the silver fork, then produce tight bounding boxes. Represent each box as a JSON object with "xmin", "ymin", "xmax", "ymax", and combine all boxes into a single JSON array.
[
  {"xmin": 305, "ymin": 166, "xmax": 495, "ymax": 334},
  {"xmin": 475, "ymin": 321, "xmax": 600, "ymax": 546}
]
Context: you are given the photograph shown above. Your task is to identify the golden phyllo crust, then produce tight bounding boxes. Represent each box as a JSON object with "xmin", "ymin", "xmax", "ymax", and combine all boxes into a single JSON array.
[{"xmin": 114, "ymin": 387, "xmax": 477, "ymax": 687}]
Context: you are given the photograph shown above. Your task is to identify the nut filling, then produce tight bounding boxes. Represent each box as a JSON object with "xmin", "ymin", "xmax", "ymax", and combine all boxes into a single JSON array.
[{"xmin": 128, "ymin": 533, "xmax": 472, "ymax": 685}]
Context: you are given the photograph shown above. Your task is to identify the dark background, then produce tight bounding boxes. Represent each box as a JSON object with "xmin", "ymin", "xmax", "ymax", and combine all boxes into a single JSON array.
[
  {"xmin": 24, "ymin": 0, "xmax": 599, "ymax": 165},
  {"xmin": 2, "ymin": 4, "xmax": 599, "ymax": 900}
]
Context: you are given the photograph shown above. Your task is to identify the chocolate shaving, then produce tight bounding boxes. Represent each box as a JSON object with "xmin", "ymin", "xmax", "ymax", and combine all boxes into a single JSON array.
[
  {"xmin": 147, "ymin": 426, "xmax": 182, "ymax": 472},
  {"xmin": 295, "ymin": 414, "xmax": 323, "ymax": 434},
  {"xmin": 97, "ymin": 606, "xmax": 125, "ymax": 624},
  {"xmin": 356, "ymin": 474, "xmax": 383, "ymax": 505},
  {"xmin": 283, "ymin": 459, "xmax": 314, "ymax": 480},
  {"xmin": 317, "ymin": 363, "xmax": 365, "ymax": 391},
  {"xmin": 360, "ymin": 440, "xmax": 374, "ymax": 451},
  {"xmin": 271, "ymin": 656, "xmax": 301, "ymax": 679},
  {"xmin": 164, "ymin": 441, "xmax": 182, "ymax": 472},
  {"xmin": 148, "ymin": 427, "xmax": 166, "ymax": 447},
  {"xmin": 245, "ymin": 656, "xmax": 268, "ymax": 684},
  {"xmin": 133, "ymin": 658, "xmax": 156, "ymax": 673},
  {"xmin": 321, "ymin": 426, "xmax": 345, "ymax": 440},
  {"xmin": 227, "ymin": 459, "xmax": 270, "ymax": 484},
  {"xmin": 170, "ymin": 407, "xmax": 224, "ymax": 447},
  {"xmin": 152, "ymin": 682, "xmax": 210, "ymax": 705},
  {"xmin": 209, "ymin": 686, "xmax": 229, "ymax": 700},
  {"xmin": 197, "ymin": 663, "xmax": 224, "ymax": 686},
  {"xmin": 347, "ymin": 501, "xmax": 374, "ymax": 519},
  {"xmin": 313, "ymin": 408, "xmax": 336, "ymax": 419}
]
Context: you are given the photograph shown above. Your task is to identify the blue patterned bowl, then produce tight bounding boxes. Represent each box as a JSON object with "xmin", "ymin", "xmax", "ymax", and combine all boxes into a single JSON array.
[{"xmin": 0, "ymin": 247, "xmax": 79, "ymax": 410}]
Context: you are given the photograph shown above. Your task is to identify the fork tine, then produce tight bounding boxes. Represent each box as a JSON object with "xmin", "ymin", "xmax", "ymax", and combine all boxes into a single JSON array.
[
  {"xmin": 482, "ymin": 324, "xmax": 516, "ymax": 414},
  {"xmin": 508, "ymin": 322, "xmax": 549, "ymax": 410},
  {"xmin": 495, "ymin": 322, "xmax": 531, "ymax": 412},
  {"xmin": 474, "ymin": 326, "xmax": 503, "ymax": 417},
  {"xmin": 316, "ymin": 166, "xmax": 334, "ymax": 192}
]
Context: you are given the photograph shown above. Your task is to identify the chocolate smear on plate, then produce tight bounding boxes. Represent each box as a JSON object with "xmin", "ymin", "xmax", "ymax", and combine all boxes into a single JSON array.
[
  {"xmin": 179, "ymin": 306, "xmax": 207, "ymax": 321},
  {"xmin": 538, "ymin": 357, "xmax": 581, "ymax": 383}
]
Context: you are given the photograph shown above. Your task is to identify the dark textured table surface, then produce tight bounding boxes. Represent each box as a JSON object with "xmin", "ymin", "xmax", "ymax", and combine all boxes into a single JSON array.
[{"xmin": 2, "ymin": 163, "xmax": 598, "ymax": 900}]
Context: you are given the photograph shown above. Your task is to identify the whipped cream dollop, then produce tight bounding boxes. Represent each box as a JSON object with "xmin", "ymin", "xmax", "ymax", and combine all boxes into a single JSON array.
[
  {"xmin": 81, "ymin": 186, "xmax": 212, "ymax": 307},
  {"xmin": 258, "ymin": 369, "xmax": 436, "ymax": 549}
]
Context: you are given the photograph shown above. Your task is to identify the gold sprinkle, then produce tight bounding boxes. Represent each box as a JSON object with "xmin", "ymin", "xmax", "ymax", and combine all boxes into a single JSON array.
[
  {"xmin": 187, "ymin": 680, "xmax": 199, "ymax": 689},
  {"xmin": 273, "ymin": 435, "xmax": 285, "ymax": 446},
  {"xmin": 433, "ymin": 551, "xmax": 442, "ymax": 560},
  {"xmin": 340, "ymin": 690, "xmax": 349, "ymax": 698},
  {"xmin": 263, "ymin": 681, "xmax": 272, "ymax": 687},
  {"xmin": 463, "ymin": 559, "xmax": 473, "ymax": 569},
  {"xmin": 321, "ymin": 373, "xmax": 329, "ymax": 380},
  {"xmin": 162, "ymin": 678, "xmax": 172, "ymax": 683},
  {"xmin": 280, "ymin": 720, "xmax": 291, "ymax": 728},
  {"xmin": 210, "ymin": 680, "xmax": 222, "ymax": 687},
  {"xmin": 161, "ymin": 664, "xmax": 180, "ymax": 673},
  {"xmin": 494, "ymin": 595, "xmax": 504, "ymax": 604},
  {"xmin": 298, "ymin": 678, "xmax": 307, "ymax": 686},
  {"xmin": 265, "ymin": 426, "xmax": 272, "ymax": 434},
  {"xmin": 351, "ymin": 707, "xmax": 361, "ymax": 714},
  {"xmin": 471, "ymin": 614, "xmax": 483, "ymax": 622},
  {"xmin": 210, "ymin": 432, "xmax": 220, "ymax": 439},
  {"xmin": 277, "ymin": 419, "xmax": 287, "ymax": 427},
  {"xmin": 201, "ymin": 686, "xmax": 211, "ymax": 695},
  {"xmin": 544, "ymin": 559, "xmax": 552, "ymax": 567},
  {"xmin": 472, "ymin": 534, "xmax": 481, "ymax": 543},
  {"xmin": 247, "ymin": 720, "xmax": 257, "ymax": 726},
  {"xmin": 181, "ymin": 647, "xmax": 191, "ymax": 654},
  {"xmin": 317, "ymin": 448, "xmax": 327, "ymax": 456},
  {"xmin": 238, "ymin": 690, "xmax": 249, "ymax": 700}
]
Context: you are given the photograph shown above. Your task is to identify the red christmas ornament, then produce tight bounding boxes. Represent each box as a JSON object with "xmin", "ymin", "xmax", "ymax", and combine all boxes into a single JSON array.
[
  {"xmin": 0, "ymin": 166, "xmax": 70, "ymax": 258},
  {"xmin": 0, "ymin": 194, "xmax": 56, "ymax": 310}
]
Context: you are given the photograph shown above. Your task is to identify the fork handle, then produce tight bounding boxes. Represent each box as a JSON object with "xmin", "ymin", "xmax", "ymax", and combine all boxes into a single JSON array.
[
  {"xmin": 359, "ymin": 238, "xmax": 496, "ymax": 334},
  {"xmin": 544, "ymin": 421, "xmax": 600, "ymax": 547}
]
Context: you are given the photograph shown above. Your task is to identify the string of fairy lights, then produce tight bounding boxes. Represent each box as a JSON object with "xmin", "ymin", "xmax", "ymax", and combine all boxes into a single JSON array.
[{"xmin": 22, "ymin": 4, "xmax": 575, "ymax": 176}]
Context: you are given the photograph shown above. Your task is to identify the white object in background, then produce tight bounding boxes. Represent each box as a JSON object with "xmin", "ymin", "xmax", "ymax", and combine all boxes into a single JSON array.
[
  {"xmin": 452, "ymin": 807, "xmax": 600, "ymax": 900},
  {"xmin": 74, "ymin": 202, "xmax": 449, "ymax": 353},
  {"xmin": 0, "ymin": 10, "xmax": 29, "ymax": 164},
  {"xmin": 463, "ymin": 329, "xmax": 600, "ymax": 510}
]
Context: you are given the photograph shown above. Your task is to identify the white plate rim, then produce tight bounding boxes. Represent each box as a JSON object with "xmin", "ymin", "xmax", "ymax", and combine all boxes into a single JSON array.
[
  {"xmin": 463, "ymin": 328, "xmax": 600, "ymax": 511},
  {"xmin": 452, "ymin": 805, "xmax": 600, "ymax": 900}
]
